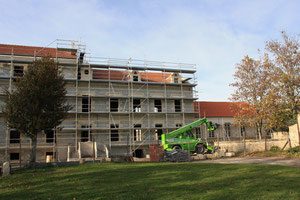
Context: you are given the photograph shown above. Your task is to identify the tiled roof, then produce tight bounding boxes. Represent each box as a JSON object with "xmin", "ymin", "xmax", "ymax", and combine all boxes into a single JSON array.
[
  {"xmin": 93, "ymin": 70, "xmax": 129, "ymax": 81},
  {"xmin": 194, "ymin": 101, "xmax": 237, "ymax": 117},
  {"xmin": 0, "ymin": 44, "xmax": 77, "ymax": 59},
  {"xmin": 93, "ymin": 69, "xmax": 172, "ymax": 83}
]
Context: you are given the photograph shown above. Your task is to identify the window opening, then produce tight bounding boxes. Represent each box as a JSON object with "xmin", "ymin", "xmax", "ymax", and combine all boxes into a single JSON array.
[
  {"xmin": 110, "ymin": 98, "xmax": 118, "ymax": 112},
  {"xmin": 155, "ymin": 124, "xmax": 163, "ymax": 140},
  {"xmin": 209, "ymin": 130, "xmax": 215, "ymax": 138},
  {"xmin": 10, "ymin": 153, "xmax": 19, "ymax": 160},
  {"xmin": 154, "ymin": 100, "xmax": 162, "ymax": 112},
  {"xmin": 225, "ymin": 123, "xmax": 231, "ymax": 137},
  {"xmin": 241, "ymin": 127, "xmax": 246, "ymax": 137},
  {"xmin": 13, "ymin": 66, "xmax": 24, "ymax": 77},
  {"xmin": 45, "ymin": 130, "xmax": 56, "ymax": 143},
  {"xmin": 133, "ymin": 71, "xmax": 139, "ymax": 82},
  {"xmin": 10, "ymin": 130, "xmax": 20, "ymax": 144},
  {"xmin": 134, "ymin": 124, "xmax": 142, "ymax": 141},
  {"xmin": 174, "ymin": 100, "xmax": 181, "ymax": 112},
  {"xmin": 133, "ymin": 99, "xmax": 141, "ymax": 112},
  {"xmin": 133, "ymin": 149, "xmax": 144, "ymax": 158},
  {"xmin": 111, "ymin": 124, "xmax": 119, "ymax": 141},
  {"xmin": 82, "ymin": 96, "xmax": 91, "ymax": 112}
]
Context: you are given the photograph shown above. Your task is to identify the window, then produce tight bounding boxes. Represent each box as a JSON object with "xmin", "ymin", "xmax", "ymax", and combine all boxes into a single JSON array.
[
  {"xmin": 10, "ymin": 153, "xmax": 19, "ymax": 160},
  {"xmin": 225, "ymin": 123, "xmax": 231, "ymax": 137},
  {"xmin": 81, "ymin": 125, "xmax": 89, "ymax": 142},
  {"xmin": 196, "ymin": 127, "xmax": 202, "ymax": 138},
  {"xmin": 173, "ymin": 73, "xmax": 180, "ymax": 83},
  {"xmin": 155, "ymin": 124, "xmax": 163, "ymax": 140},
  {"xmin": 133, "ymin": 71, "xmax": 139, "ymax": 82},
  {"xmin": 10, "ymin": 130, "xmax": 20, "ymax": 144},
  {"xmin": 154, "ymin": 100, "xmax": 162, "ymax": 112},
  {"xmin": 81, "ymin": 131, "xmax": 89, "ymax": 142},
  {"xmin": 77, "ymin": 71, "xmax": 81, "ymax": 80},
  {"xmin": 111, "ymin": 124, "xmax": 119, "ymax": 141},
  {"xmin": 133, "ymin": 149, "xmax": 144, "ymax": 158},
  {"xmin": 134, "ymin": 124, "xmax": 142, "ymax": 141},
  {"xmin": 176, "ymin": 123, "xmax": 182, "ymax": 128},
  {"xmin": 174, "ymin": 100, "xmax": 181, "ymax": 112},
  {"xmin": 45, "ymin": 152, "xmax": 56, "ymax": 159},
  {"xmin": 110, "ymin": 98, "xmax": 118, "ymax": 112},
  {"xmin": 241, "ymin": 127, "xmax": 246, "ymax": 137},
  {"xmin": 13, "ymin": 66, "xmax": 24, "ymax": 77},
  {"xmin": 209, "ymin": 130, "xmax": 215, "ymax": 138},
  {"xmin": 46, "ymin": 152, "xmax": 54, "ymax": 156},
  {"xmin": 82, "ymin": 96, "xmax": 91, "ymax": 112},
  {"xmin": 133, "ymin": 99, "xmax": 141, "ymax": 112},
  {"xmin": 45, "ymin": 130, "xmax": 56, "ymax": 143},
  {"xmin": 84, "ymin": 69, "xmax": 89, "ymax": 75}
]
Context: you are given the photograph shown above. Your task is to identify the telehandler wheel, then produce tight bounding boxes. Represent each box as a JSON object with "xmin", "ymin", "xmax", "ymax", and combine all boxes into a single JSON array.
[
  {"xmin": 196, "ymin": 144, "xmax": 206, "ymax": 154},
  {"xmin": 172, "ymin": 145, "xmax": 182, "ymax": 151}
]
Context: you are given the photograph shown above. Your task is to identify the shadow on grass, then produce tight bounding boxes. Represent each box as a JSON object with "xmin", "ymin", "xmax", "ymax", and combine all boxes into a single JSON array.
[{"xmin": 1, "ymin": 162, "xmax": 300, "ymax": 200}]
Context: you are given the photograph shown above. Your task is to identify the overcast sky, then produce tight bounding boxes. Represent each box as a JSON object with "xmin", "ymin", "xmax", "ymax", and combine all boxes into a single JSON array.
[{"xmin": 1, "ymin": 0, "xmax": 299, "ymax": 101}]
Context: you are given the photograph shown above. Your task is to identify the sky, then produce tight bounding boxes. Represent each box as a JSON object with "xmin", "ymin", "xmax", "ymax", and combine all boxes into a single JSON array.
[{"xmin": 0, "ymin": 0, "xmax": 299, "ymax": 101}]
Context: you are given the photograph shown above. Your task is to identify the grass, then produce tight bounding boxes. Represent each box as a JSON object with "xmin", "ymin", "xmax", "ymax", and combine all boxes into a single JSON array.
[{"xmin": 1, "ymin": 162, "xmax": 300, "ymax": 200}]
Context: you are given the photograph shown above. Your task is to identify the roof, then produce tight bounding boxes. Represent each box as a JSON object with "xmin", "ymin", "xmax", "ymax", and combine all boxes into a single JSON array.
[
  {"xmin": 93, "ymin": 69, "xmax": 173, "ymax": 83},
  {"xmin": 194, "ymin": 101, "xmax": 237, "ymax": 117},
  {"xmin": 0, "ymin": 44, "xmax": 77, "ymax": 59}
]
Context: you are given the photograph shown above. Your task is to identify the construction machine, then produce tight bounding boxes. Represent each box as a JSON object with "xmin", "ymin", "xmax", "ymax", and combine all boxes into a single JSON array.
[{"xmin": 161, "ymin": 118, "xmax": 217, "ymax": 154}]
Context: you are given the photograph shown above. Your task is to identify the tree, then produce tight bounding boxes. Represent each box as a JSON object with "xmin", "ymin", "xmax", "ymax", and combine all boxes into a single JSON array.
[
  {"xmin": 264, "ymin": 31, "xmax": 300, "ymax": 130},
  {"xmin": 3, "ymin": 57, "xmax": 71, "ymax": 165},
  {"xmin": 231, "ymin": 31, "xmax": 299, "ymax": 133},
  {"xmin": 230, "ymin": 55, "xmax": 272, "ymax": 139}
]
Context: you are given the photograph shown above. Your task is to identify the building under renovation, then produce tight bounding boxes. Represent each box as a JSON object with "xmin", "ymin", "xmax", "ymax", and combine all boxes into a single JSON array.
[{"xmin": 0, "ymin": 40, "xmax": 198, "ymax": 164}]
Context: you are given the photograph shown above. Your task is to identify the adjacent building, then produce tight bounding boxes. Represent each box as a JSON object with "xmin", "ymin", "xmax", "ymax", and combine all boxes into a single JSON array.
[{"xmin": 194, "ymin": 101, "xmax": 259, "ymax": 141}]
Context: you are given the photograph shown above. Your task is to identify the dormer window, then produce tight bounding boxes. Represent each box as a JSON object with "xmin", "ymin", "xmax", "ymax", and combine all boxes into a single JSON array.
[
  {"xmin": 133, "ymin": 71, "xmax": 139, "ymax": 82},
  {"xmin": 173, "ymin": 73, "xmax": 180, "ymax": 83}
]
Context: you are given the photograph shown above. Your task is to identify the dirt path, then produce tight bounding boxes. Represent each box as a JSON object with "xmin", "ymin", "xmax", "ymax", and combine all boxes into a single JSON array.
[{"xmin": 198, "ymin": 157, "xmax": 300, "ymax": 167}]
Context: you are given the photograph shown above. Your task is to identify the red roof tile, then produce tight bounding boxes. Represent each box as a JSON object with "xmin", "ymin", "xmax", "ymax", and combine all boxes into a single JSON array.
[
  {"xmin": 93, "ymin": 69, "xmax": 172, "ymax": 83},
  {"xmin": 93, "ymin": 70, "xmax": 129, "ymax": 81},
  {"xmin": 0, "ymin": 44, "xmax": 77, "ymax": 59},
  {"xmin": 194, "ymin": 101, "xmax": 237, "ymax": 117}
]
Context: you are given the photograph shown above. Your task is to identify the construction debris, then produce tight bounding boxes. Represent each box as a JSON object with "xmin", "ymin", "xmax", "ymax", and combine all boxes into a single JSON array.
[{"xmin": 163, "ymin": 150, "xmax": 189, "ymax": 162}]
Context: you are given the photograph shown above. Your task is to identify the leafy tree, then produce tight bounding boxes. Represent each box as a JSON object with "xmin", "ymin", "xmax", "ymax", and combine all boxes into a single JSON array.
[
  {"xmin": 230, "ymin": 55, "xmax": 272, "ymax": 139},
  {"xmin": 231, "ymin": 32, "xmax": 299, "ymax": 132},
  {"xmin": 3, "ymin": 57, "xmax": 71, "ymax": 165},
  {"xmin": 264, "ymin": 31, "xmax": 300, "ymax": 130}
]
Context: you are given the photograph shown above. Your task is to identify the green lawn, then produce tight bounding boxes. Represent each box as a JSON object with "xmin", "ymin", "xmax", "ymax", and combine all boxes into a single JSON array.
[{"xmin": 1, "ymin": 162, "xmax": 300, "ymax": 200}]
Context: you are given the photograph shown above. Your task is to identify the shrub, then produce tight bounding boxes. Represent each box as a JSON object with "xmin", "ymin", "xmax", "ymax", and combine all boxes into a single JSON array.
[
  {"xmin": 288, "ymin": 146, "xmax": 300, "ymax": 153},
  {"xmin": 270, "ymin": 146, "xmax": 280, "ymax": 152}
]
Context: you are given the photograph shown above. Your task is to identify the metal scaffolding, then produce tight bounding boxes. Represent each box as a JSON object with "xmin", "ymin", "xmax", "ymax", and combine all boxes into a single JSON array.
[{"xmin": 0, "ymin": 39, "xmax": 198, "ymax": 165}]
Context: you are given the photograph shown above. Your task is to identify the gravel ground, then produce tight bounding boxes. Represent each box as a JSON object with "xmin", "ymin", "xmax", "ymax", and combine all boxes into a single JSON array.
[{"xmin": 198, "ymin": 157, "xmax": 300, "ymax": 167}]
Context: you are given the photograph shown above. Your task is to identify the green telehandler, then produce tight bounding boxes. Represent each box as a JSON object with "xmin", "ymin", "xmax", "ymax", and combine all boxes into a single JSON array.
[{"xmin": 161, "ymin": 118, "xmax": 217, "ymax": 154}]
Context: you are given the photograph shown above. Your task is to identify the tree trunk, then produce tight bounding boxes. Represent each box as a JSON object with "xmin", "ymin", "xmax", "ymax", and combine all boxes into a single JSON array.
[{"xmin": 30, "ymin": 136, "xmax": 37, "ymax": 167}]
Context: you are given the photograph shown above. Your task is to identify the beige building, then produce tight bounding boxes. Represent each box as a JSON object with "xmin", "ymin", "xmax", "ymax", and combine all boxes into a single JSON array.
[
  {"xmin": 194, "ymin": 101, "xmax": 260, "ymax": 141},
  {"xmin": 0, "ymin": 40, "xmax": 197, "ymax": 164}
]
